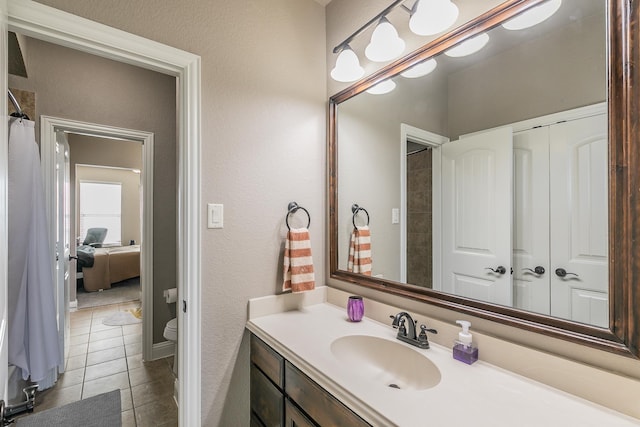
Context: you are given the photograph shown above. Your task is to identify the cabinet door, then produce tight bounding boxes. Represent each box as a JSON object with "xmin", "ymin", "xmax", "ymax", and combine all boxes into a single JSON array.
[
  {"xmin": 251, "ymin": 364, "xmax": 284, "ymax": 427},
  {"xmin": 285, "ymin": 361, "xmax": 370, "ymax": 427},
  {"xmin": 251, "ymin": 334, "xmax": 284, "ymax": 389},
  {"xmin": 285, "ymin": 399, "xmax": 314, "ymax": 427}
]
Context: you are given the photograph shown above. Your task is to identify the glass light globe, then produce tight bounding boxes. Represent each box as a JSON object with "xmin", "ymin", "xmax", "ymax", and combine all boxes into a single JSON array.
[
  {"xmin": 366, "ymin": 79, "xmax": 396, "ymax": 95},
  {"xmin": 503, "ymin": 0, "xmax": 562, "ymax": 31},
  {"xmin": 330, "ymin": 46, "xmax": 364, "ymax": 82},
  {"xmin": 445, "ymin": 32, "xmax": 490, "ymax": 58},
  {"xmin": 401, "ymin": 58, "xmax": 438, "ymax": 78},
  {"xmin": 410, "ymin": 0, "xmax": 459, "ymax": 36},
  {"xmin": 365, "ymin": 17, "xmax": 405, "ymax": 62}
]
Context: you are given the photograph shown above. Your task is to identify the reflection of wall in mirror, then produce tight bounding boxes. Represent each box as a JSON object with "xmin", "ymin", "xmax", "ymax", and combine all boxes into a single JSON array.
[
  {"xmin": 448, "ymin": 10, "xmax": 606, "ymax": 139},
  {"xmin": 337, "ymin": 72, "xmax": 448, "ymax": 280}
]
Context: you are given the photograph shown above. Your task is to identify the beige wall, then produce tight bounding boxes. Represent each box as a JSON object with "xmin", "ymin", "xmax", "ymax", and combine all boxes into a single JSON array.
[
  {"xmin": 8, "ymin": 37, "xmax": 177, "ymax": 346},
  {"xmin": 31, "ymin": 0, "xmax": 327, "ymax": 424}
]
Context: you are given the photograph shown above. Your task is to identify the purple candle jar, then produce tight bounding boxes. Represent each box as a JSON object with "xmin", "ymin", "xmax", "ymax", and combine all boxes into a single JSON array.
[{"xmin": 347, "ymin": 296, "xmax": 364, "ymax": 322}]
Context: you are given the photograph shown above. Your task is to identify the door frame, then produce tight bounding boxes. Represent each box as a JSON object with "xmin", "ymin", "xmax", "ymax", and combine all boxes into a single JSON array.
[
  {"xmin": 41, "ymin": 116, "xmax": 155, "ymax": 363},
  {"xmin": 5, "ymin": 2, "xmax": 202, "ymax": 425},
  {"xmin": 1, "ymin": 0, "xmax": 8, "ymax": 402},
  {"xmin": 399, "ymin": 123, "xmax": 448, "ymax": 283}
]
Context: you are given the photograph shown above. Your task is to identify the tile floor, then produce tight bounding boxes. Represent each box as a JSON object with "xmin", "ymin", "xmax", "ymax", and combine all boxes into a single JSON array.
[{"xmin": 28, "ymin": 301, "xmax": 178, "ymax": 426}]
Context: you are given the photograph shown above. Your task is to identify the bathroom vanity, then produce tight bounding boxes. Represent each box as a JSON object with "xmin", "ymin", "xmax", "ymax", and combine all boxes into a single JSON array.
[
  {"xmin": 246, "ymin": 288, "xmax": 640, "ymax": 426},
  {"xmin": 250, "ymin": 334, "xmax": 369, "ymax": 427}
]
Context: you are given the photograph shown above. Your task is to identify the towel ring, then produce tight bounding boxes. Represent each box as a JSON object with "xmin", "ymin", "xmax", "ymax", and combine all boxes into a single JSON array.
[
  {"xmin": 351, "ymin": 204, "xmax": 370, "ymax": 229},
  {"xmin": 286, "ymin": 201, "xmax": 311, "ymax": 230}
]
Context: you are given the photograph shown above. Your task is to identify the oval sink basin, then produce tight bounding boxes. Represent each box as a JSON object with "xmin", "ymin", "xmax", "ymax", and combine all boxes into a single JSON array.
[{"xmin": 330, "ymin": 335, "xmax": 441, "ymax": 391}]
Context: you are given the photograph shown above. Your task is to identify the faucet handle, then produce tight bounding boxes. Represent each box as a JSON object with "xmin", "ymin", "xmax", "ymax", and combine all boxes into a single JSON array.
[
  {"xmin": 418, "ymin": 324, "xmax": 437, "ymax": 341},
  {"xmin": 419, "ymin": 324, "xmax": 437, "ymax": 334}
]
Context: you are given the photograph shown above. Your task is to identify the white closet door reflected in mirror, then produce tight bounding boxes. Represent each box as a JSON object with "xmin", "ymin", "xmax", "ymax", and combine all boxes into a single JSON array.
[
  {"xmin": 433, "ymin": 107, "xmax": 608, "ymax": 326},
  {"xmin": 438, "ymin": 127, "xmax": 513, "ymax": 306}
]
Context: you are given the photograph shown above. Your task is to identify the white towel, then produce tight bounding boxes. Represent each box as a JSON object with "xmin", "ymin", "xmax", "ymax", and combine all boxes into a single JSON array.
[
  {"xmin": 347, "ymin": 225, "xmax": 372, "ymax": 275},
  {"xmin": 283, "ymin": 228, "xmax": 315, "ymax": 292}
]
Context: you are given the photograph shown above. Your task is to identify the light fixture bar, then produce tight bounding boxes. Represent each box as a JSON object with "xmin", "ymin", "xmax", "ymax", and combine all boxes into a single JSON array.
[{"xmin": 332, "ymin": 0, "xmax": 409, "ymax": 54}]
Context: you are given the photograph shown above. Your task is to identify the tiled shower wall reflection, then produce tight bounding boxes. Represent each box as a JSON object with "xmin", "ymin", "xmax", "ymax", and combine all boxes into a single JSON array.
[{"xmin": 407, "ymin": 148, "xmax": 432, "ymax": 288}]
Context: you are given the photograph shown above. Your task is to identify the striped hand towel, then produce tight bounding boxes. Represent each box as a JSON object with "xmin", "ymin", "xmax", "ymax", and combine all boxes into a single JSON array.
[
  {"xmin": 347, "ymin": 225, "xmax": 372, "ymax": 275},
  {"xmin": 283, "ymin": 228, "xmax": 315, "ymax": 292}
]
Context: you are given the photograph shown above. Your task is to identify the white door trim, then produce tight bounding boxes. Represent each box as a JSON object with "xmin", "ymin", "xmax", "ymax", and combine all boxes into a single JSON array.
[
  {"xmin": 7, "ymin": 2, "xmax": 202, "ymax": 425},
  {"xmin": 0, "ymin": 0, "xmax": 9, "ymax": 402},
  {"xmin": 41, "ymin": 116, "xmax": 155, "ymax": 363},
  {"xmin": 399, "ymin": 124, "xmax": 448, "ymax": 283}
]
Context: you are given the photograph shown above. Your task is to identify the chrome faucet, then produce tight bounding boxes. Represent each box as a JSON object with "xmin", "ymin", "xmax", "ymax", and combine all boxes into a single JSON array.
[{"xmin": 390, "ymin": 312, "xmax": 437, "ymax": 349}]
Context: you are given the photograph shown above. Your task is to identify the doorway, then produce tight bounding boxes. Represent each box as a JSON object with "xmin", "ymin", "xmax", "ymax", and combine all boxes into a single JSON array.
[
  {"xmin": 399, "ymin": 124, "xmax": 448, "ymax": 285},
  {"xmin": 41, "ymin": 117, "xmax": 154, "ymax": 362}
]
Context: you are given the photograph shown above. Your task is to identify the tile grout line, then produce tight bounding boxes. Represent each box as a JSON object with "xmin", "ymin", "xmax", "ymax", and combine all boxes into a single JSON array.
[{"xmin": 71, "ymin": 299, "xmax": 168, "ymax": 426}]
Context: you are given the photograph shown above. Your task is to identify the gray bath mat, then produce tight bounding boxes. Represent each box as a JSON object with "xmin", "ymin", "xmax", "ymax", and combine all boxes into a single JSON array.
[{"xmin": 16, "ymin": 389, "xmax": 121, "ymax": 426}]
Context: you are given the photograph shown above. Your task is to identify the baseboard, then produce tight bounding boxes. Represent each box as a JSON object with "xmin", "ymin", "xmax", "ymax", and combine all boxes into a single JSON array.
[
  {"xmin": 150, "ymin": 340, "xmax": 175, "ymax": 361},
  {"xmin": 69, "ymin": 300, "xmax": 78, "ymax": 310}
]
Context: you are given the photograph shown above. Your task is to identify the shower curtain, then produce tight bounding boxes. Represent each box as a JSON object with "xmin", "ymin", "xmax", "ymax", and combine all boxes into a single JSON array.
[{"xmin": 7, "ymin": 117, "xmax": 61, "ymax": 390}]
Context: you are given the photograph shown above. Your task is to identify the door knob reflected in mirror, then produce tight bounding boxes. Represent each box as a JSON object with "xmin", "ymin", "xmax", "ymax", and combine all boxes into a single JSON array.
[
  {"xmin": 523, "ymin": 266, "xmax": 545, "ymax": 275},
  {"xmin": 555, "ymin": 268, "xmax": 579, "ymax": 278},
  {"xmin": 485, "ymin": 266, "xmax": 507, "ymax": 275}
]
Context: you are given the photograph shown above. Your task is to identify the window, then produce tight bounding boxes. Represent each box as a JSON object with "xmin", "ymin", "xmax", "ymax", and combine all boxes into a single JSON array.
[{"xmin": 79, "ymin": 181, "xmax": 122, "ymax": 245}]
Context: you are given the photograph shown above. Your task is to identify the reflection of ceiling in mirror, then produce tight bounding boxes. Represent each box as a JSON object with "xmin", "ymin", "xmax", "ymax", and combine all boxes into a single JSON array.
[
  {"xmin": 399, "ymin": 0, "xmax": 605, "ymax": 86},
  {"xmin": 339, "ymin": 0, "xmax": 606, "ymax": 141}
]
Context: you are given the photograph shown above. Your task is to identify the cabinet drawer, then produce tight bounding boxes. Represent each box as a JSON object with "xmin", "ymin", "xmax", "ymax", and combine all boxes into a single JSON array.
[
  {"xmin": 251, "ymin": 364, "xmax": 284, "ymax": 427},
  {"xmin": 285, "ymin": 361, "xmax": 370, "ymax": 427},
  {"xmin": 251, "ymin": 334, "xmax": 284, "ymax": 389},
  {"xmin": 285, "ymin": 399, "xmax": 314, "ymax": 427}
]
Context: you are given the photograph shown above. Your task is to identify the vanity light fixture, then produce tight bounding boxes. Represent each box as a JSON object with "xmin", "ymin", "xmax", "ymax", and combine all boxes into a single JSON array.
[
  {"xmin": 444, "ymin": 32, "xmax": 490, "ymax": 57},
  {"xmin": 330, "ymin": 0, "xmax": 461, "ymax": 82},
  {"xmin": 502, "ymin": 0, "xmax": 562, "ymax": 31},
  {"xmin": 400, "ymin": 58, "xmax": 437, "ymax": 78},
  {"xmin": 409, "ymin": 0, "xmax": 459, "ymax": 36},
  {"xmin": 365, "ymin": 17, "xmax": 406, "ymax": 62},
  {"xmin": 331, "ymin": 45, "xmax": 365, "ymax": 83},
  {"xmin": 366, "ymin": 79, "xmax": 396, "ymax": 95}
]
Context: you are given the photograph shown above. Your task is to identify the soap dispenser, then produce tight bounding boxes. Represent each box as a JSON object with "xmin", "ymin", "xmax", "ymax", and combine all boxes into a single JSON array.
[{"xmin": 453, "ymin": 320, "xmax": 478, "ymax": 365}]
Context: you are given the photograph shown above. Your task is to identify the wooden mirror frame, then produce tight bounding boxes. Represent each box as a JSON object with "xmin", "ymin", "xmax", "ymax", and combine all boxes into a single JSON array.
[{"xmin": 329, "ymin": 0, "xmax": 640, "ymax": 358}]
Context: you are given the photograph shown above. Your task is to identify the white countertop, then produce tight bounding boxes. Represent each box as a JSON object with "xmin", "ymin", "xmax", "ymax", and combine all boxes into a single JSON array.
[{"xmin": 247, "ymin": 302, "xmax": 640, "ymax": 427}]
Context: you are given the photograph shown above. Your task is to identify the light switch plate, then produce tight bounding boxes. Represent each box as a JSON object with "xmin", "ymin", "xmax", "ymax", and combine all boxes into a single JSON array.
[
  {"xmin": 392, "ymin": 208, "xmax": 400, "ymax": 224},
  {"xmin": 208, "ymin": 203, "xmax": 223, "ymax": 229}
]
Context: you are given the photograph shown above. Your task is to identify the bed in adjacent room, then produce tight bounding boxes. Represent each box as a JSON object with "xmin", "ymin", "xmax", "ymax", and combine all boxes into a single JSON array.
[{"xmin": 80, "ymin": 245, "xmax": 140, "ymax": 292}]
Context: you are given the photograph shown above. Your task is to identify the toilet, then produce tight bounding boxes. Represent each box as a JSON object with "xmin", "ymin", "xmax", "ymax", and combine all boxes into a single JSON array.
[{"xmin": 163, "ymin": 317, "xmax": 178, "ymax": 375}]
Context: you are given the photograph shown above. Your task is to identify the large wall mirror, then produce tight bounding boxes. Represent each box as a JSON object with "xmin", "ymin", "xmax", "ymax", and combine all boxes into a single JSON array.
[{"xmin": 329, "ymin": 0, "xmax": 640, "ymax": 358}]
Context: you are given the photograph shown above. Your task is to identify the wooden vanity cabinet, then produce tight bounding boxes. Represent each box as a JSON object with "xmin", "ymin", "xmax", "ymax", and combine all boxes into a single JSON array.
[
  {"xmin": 250, "ymin": 334, "xmax": 284, "ymax": 426},
  {"xmin": 250, "ymin": 334, "xmax": 370, "ymax": 427}
]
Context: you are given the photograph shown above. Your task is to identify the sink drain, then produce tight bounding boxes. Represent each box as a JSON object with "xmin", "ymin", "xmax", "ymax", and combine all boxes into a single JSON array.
[{"xmin": 388, "ymin": 383, "xmax": 400, "ymax": 389}]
